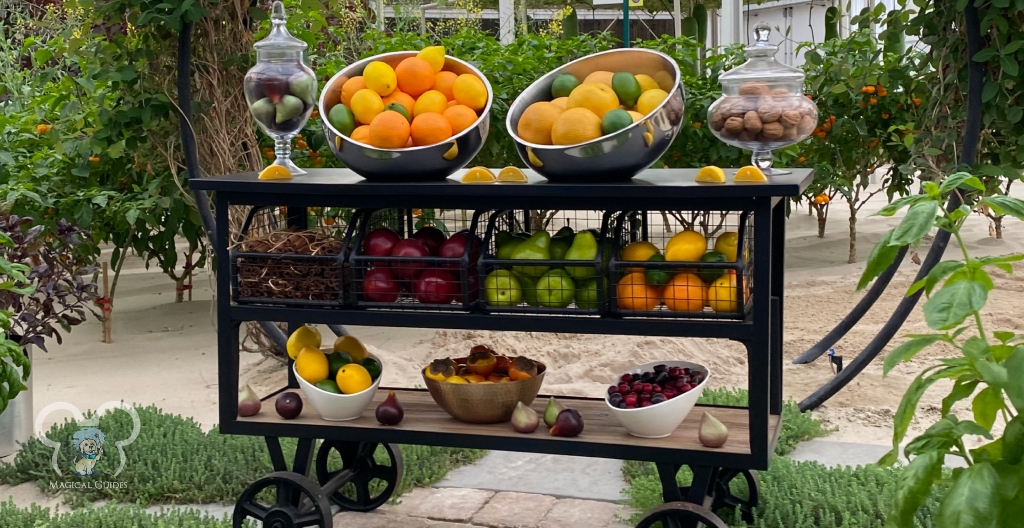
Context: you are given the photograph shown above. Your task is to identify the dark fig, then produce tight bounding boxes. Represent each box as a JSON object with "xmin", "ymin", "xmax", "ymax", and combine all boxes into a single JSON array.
[
  {"xmin": 550, "ymin": 408, "xmax": 584, "ymax": 437},
  {"xmin": 375, "ymin": 391, "xmax": 404, "ymax": 425},
  {"xmin": 543, "ymin": 396, "xmax": 566, "ymax": 427},
  {"xmin": 511, "ymin": 401, "xmax": 540, "ymax": 433},
  {"xmin": 698, "ymin": 412, "xmax": 729, "ymax": 448},
  {"xmin": 238, "ymin": 384, "xmax": 262, "ymax": 417},
  {"xmin": 275, "ymin": 391, "xmax": 303, "ymax": 419}
]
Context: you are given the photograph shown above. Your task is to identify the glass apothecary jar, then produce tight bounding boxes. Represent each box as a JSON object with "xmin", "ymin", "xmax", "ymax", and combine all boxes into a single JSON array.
[
  {"xmin": 707, "ymin": 22, "xmax": 818, "ymax": 175},
  {"xmin": 243, "ymin": 1, "xmax": 317, "ymax": 175}
]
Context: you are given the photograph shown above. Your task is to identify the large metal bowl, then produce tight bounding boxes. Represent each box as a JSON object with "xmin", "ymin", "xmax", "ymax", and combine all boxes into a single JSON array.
[
  {"xmin": 319, "ymin": 52, "xmax": 493, "ymax": 182},
  {"xmin": 506, "ymin": 48, "xmax": 685, "ymax": 183},
  {"xmin": 422, "ymin": 359, "xmax": 546, "ymax": 424}
]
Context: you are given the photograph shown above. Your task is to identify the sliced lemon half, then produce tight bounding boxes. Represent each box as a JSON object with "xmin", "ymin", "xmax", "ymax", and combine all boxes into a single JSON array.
[
  {"xmin": 734, "ymin": 165, "xmax": 768, "ymax": 183},
  {"xmin": 461, "ymin": 166, "xmax": 496, "ymax": 184},
  {"xmin": 497, "ymin": 166, "xmax": 528, "ymax": 183},
  {"xmin": 258, "ymin": 165, "xmax": 292, "ymax": 180},
  {"xmin": 695, "ymin": 165, "xmax": 726, "ymax": 184}
]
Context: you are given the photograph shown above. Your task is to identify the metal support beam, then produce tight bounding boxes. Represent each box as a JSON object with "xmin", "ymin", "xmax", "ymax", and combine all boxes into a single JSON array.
[
  {"xmin": 499, "ymin": 0, "xmax": 515, "ymax": 44},
  {"xmin": 719, "ymin": 0, "xmax": 743, "ymax": 47}
]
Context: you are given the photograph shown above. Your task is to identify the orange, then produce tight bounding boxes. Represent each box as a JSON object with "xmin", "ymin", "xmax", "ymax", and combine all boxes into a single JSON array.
[
  {"xmin": 517, "ymin": 101, "xmax": 564, "ymax": 145},
  {"xmin": 444, "ymin": 105, "xmax": 478, "ymax": 135},
  {"xmin": 663, "ymin": 273, "xmax": 706, "ymax": 312},
  {"xmin": 413, "ymin": 90, "xmax": 449, "ymax": 117},
  {"xmin": 395, "ymin": 57, "xmax": 435, "ymax": 98},
  {"xmin": 707, "ymin": 273, "xmax": 740, "ymax": 313},
  {"xmin": 551, "ymin": 97, "xmax": 568, "ymax": 109},
  {"xmin": 350, "ymin": 125, "xmax": 370, "ymax": 144},
  {"xmin": 350, "ymin": 88, "xmax": 385, "ymax": 125},
  {"xmin": 567, "ymin": 82, "xmax": 619, "ymax": 119},
  {"xmin": 550, "ymin": 107, "xmax": 602, "ymax": 146},
  {"xmin": 616, "ymin": 272, "xmax": 661, "ymax": 311},
  {"xmin": 340, "ymin": 76, "xmax": 366, "ymax": 106},
  {"xmin": 583, "ymin": 70, "xmax": 614, "ymax": 88},
  {"xmin": 368, "ymin": 111, "xmax": 411, "ymax": 149},
  {"xmin": 410, "ymin": 112, "xmax": 453, "ymax": 146},
  {"xmin": 448, "ymin": 100, "xmax": 459, "ymax": 108},
  {"xmin": 453, "ymin": 74, "xmax": 488, "ymax": 111},
  {"xmin": 382, "ymin": 90, "xmax": 416, "ymax": 116},
  {"xmin": 433, "ymin": 71, "xmax": 458, "ymax": 101}
]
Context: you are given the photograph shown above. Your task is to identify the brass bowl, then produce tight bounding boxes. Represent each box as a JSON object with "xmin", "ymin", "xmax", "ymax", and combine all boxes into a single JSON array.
[{"xmin": 422, "ymin": 360, "xmax": 546, "ymax": 424}]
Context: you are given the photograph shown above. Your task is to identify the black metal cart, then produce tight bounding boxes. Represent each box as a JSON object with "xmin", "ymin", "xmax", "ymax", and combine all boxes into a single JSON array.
[{"xmin": 191, "ymin": 167, "xmax": 812, "ymax": 528}]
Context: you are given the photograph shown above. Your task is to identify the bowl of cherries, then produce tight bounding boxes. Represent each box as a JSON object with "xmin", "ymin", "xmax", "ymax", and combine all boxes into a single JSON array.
[{"xmin": 605, "ymin": 360, "xmax": 710, "ymax": 438}]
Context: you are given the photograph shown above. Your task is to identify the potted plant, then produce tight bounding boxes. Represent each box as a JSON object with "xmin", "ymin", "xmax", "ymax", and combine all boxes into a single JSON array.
[{"xmin": 0, "ymin": 214, "xmax": 98, "ymax": 458}]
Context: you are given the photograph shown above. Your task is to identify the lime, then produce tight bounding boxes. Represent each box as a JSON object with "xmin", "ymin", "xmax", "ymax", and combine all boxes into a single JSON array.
[
  {"xmin": 384, "ymin": 102, "xmax": 410, "ymax": 122},
  {"xmin": 361, "ymin": 357, "xmax": 383, "ymax": 381},
  {"xmin": 327, "ymin": 351, "xmax": 352, "ymax": 378},
  {"xmin": 314, "ymin": 379, "xmax": 342, "ymax": 394},
  {"xmin": 611, "ymin": 72, "xmax": 642, "ymax": 108},
  {"xmin": 644, "ymin": 254, "xmax": 673, "ymax": 286},
  {"xmin": 698, "ymin": 251, "xmax": 728, "ymax": 283},
  {"xmin": 551, "ymin": 73, "xmax": 580, "ymax": 99},
  {"xmin": 328, "ymin": 104, "xmax": 356, "ymax": 136},
  {"xmin": 601, "ymin": 109, "xmax": 633, "ymax": 135}
]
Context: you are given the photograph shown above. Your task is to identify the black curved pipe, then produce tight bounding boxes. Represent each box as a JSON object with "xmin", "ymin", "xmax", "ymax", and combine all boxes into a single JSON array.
[{"xmin": 799, "ymin": 3, "xmax": 984, "ymax": 411}]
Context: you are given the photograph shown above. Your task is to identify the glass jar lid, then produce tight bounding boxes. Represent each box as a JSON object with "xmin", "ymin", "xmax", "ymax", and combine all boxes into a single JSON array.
[
  {"xmin": 253, "ymin": 1, "xmax": 307, "ymax": 52},
  {"xmin": 718, "ymin": 22, "xmax": 804, "ymax": 86}
]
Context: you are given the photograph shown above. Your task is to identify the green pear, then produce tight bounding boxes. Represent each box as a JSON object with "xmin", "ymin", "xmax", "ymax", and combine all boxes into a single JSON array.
[
  {"xmin": 275, "ymin": 94, "xmax": 305, "ymax": 123},
  {"xmin": 512, "ymin": 270, "xmax": 539, "ymax": 306},
  {"xmin": 550, "ymin": 233, "xmax": 574, "ymax": 261},
  {"xmin": 554, "ymin": 226, "xmax": 575, "ymax": 238},
  {"xmin": 497, "ymin": 237, "xmax": 525, "ymax": 260},
  {"xmin": 510, "ymin": 231, "xmax": 551, "ymax": 278},
  {"xmin": 534, "ymin": 269, "xmax": 575, "ymax": 308},
  {"xmin": 575, "ymin": 278, "xmax": 606, "ymax": 310},
  {"xmin": 288, "ymin": 72, "xmax": 316, "ymax": 105},
  {"xmin": 484, "ymin": 269, "xmax": 522, "ymax": 307},
  {"xmin": 564, "ymin": 230, "xmax": 598, "ymax": 279},
  {"xmin": 250, "ymin": 97, "xmax": 276, "ymax": 127},
  {"xmin": 495, "ymin": 231, "xmax": 515, "ymax": 248}
]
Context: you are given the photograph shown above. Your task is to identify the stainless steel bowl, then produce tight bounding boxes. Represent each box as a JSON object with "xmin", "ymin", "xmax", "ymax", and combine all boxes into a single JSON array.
[
  {"xmin": 319, "ymin": 52, "xmax": 493, "ymax": 182},
  {"xmin": 506, "ymin": 49, "xmax": 685, "ymax": 183}
]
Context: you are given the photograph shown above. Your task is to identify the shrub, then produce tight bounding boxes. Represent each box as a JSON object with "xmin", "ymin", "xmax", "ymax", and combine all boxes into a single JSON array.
[{"xmin": 0, "ymin": 500, "xmax": 238, "ymax": 528}]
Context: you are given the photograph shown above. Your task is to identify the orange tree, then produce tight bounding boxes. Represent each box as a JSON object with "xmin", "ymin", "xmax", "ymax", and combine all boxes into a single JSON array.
[{"xmin": 797, "ymin": 23, "xmax": 919, "ymax": 263}]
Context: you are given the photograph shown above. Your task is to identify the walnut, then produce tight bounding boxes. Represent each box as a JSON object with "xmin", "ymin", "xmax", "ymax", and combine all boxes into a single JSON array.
[
  {"xmin": 780, "ymin": 110, "xmax": 802, "ymax": 128},
  {"xmin": 761, "ymin": 121, "xmax": 785, "ymax": 140},
  {"xmin": 757, "ymin": 101, "xmax": 783, "ymax": 123},
  {"xmin": 724, "ymin": 116, "xmax": 745, "ymax": 134},
  {"xmin": 771, "ymin": 88, "xmax": 790, "ymax": 96},
  {"xmin": 743, "ymin": 111, "xmax": 763, "ymax": 134},
  {"xmin": 711, "ymin": 112, "xmax": 727, "ymax": 131},
  {"xmin": 718, "ymin": 96, "xmax": 752, "ymax": 117},
  {"xmin": 738, "ymin": 130, "xmax": 757, "ymax": 142},
  {"xmin": 782, "ymin": 125, "xmax": 799, "ymax": 141},
  {"xmin": 738, "ymin": 82, "xmax": 770, "ymax": 96},
  {"xmin": 797, "ymin": 115, "xmax": 817, "ymax": 135}
]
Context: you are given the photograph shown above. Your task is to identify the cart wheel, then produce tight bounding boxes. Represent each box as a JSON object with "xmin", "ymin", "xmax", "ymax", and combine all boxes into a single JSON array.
[
  {"xmin": 315, "ymin": 440, "xmax": 403, "ymax": 512},
  {"xmin": 635, "ymin": 501, "xmax": 728, "ymax": 528},
  {"xmin": 710, "ymin": 469, "xmax": 760, "ymax": 523},
  {"xmin": 232, "ymin": 471, "xmax": 332, "ymax": 528}
]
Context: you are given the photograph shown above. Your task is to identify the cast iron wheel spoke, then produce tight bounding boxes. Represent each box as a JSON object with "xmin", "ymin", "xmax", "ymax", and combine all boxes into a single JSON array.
[
  {"xmin": 233, "ymin": 471, "xmax": 331, "ymax": 528},
  {"xmin": 635, "ymin": 501, "xmax": 728, "ymax": 528},
  {"xmin": 315, "ymin": 440, "xmax": 403, "ymax": 512},
  {"xmin": 710, "ymin": 469, "xmax": 759, "ymax": 524}
]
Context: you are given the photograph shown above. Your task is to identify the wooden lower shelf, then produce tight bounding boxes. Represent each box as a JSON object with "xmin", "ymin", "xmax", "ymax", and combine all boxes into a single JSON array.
[{"xmin": 228, "ymin": 389, "xmax": 780, "ymax": 468}]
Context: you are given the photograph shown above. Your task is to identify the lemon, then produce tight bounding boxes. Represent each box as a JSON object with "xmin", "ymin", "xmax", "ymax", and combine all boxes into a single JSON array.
[
  {"xmin": 714, "ymin": 232, "xmax": 740, "ymax": 262},
  {"xmin": 295, "ymin": 347, "xmax": 330, "ymax": 384},
  {"xmin": 497, "ymin": 166, "xmax": 528, "ymax": 183},
  {"xmin": 653, "ymin": 70, "xmax": 675, "ymax": 91},
  {"xmin": 333, "ymin": 335, "xmax": 369, "ymax": 362},
  {"xmin": 287, "ymin": 325, "xmax": 321, "ymax": 360},
  {"xmin": 566, "ymin": 82, "xmax": 619, "ymax": 119},
  {"xmin": 634, "ymin": 74, "xmax": 660, "ymax": 93},
  {"xmin": 443, "ymin": 142, "xmax": 459, "ymax": 160},
  {"xmin": 462, "ymin": 166, "xmax": 496, "ymax": 183},
  {"xmin": 695, "ymin": 165, "xmax": 726, "ymax": 184},
  {"xmin": 349, "ymin": 88, "xmax": 385, "ymax": 125},
  {"xmin": 619, "ymin": 240, "xmax": 660, "ymax": 273},
  {"xmin": 734, "ymin": 165, "xmax": 768, "ymax": 182},
  {"xmin": 336, "ymin": 363, "xmax": 373, "ymax": 394},
  {"xmin": 417, "ymin": 45, "xmax": 446, "ymax": 73},
  {"xmin": 363, "ymin": 61, "xmax": 397, "ymax": 96},
  {"xmin": 258, "ymin": 165, "xmax": 292, "ymax": 180},
  {"xmin": 627, "ymin": 111, "xmax": 644, "ymax": 123},
  {"xmin": 707, "ymin": 273, "xmax": 739, "ymax": 313},
  {"xmin": 637, "ymin": 89, "xmax": 669, "ymax": 115},
  {"xmin": 665, "ymin": 230, "xmax": 707, "ymax": 262}
]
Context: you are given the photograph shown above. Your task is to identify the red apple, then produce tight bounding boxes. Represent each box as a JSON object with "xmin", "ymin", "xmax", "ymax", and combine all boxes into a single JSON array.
[
  {"xmin": 390, "ymin": 238, "xmax": 430, "ymax": 281},
  {"xmin": 453, "ymin": 267, "xmax": 479, "ymax": 304},
  {"xmin": 438, "ymin": 232, "xmax": 482, "ymax": 269},
  {"xmin": 363, "ymin": 228, "xmax": 401, "ymax": 257},
  {"xmin": 362, "ymin": 267, "xmax": 399, "ymax": 303},
  {"xmin": 413, "ymin": 226, "xmax": 447, "ymax": 256},
  {"xmin": 415, "ymin": 269, "xmax": 457, "ymax": 304}
]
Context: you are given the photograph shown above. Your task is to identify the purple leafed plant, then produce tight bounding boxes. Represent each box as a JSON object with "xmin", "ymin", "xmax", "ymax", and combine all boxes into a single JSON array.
[{"xmin": 0, "ymin": 214, "xmax": 100, "ymax": 352}]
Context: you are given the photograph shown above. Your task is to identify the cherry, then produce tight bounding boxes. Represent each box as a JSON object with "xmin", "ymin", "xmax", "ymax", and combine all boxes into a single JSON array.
[
  {"xmin": 640, "ymin": 400, "xmax": 653, "ymax": 407},
  {"xmin": 655, "ymin": 372, "xmax": 670, "ymax": 385},
  {"xmin": 652, "ymin": 385, "xmax": 662, "ymax": 393},
  {"xmin": 680, "ymin": 383, "xmax": 693, "ymax": 393},
  {"xmin": 653, "ymin": 364, "xmax": 668, "ymax": 374},
  {"xmin": 624, "ymin": 394, "xmax": 638, "ymax": 406},
  {"xmin": 639, "ymin": 392, "xmax": 651, "ymax": 402},
  {"xmin": 609, "ymin": 393, "xmax": 623, "ymax": 405},
  {"xmin": 651, "ymin": 393, "xmax": 666, "ymax": 404},
  {"xmin": 663, "ymin": 388, "xmax": 677, "ymax": 399},
  {"xmin": 608, "ymin": 385, "xmax": 619, "ymax": 395},
  {"xmin": 620, "ymin": 373, "xmax": 633, "ymax": 384},
  {"xmin": 625, "ymin": 403, "xmax": 635, "ymax": 409},
  {"xmin": 632, "ymin": 381, "xmax": 644, "ymax": 393},
  {"xmin": 618, "ymin": 384, "xmax": 631, "ymax": 395},
  {"xmin": 642, "ymin": 383, "xmax": 653, "ymax": 394},
  {"xmin": 668, "ymin": 367, "xmax": 683, "ymax": 378},
  {"xmin": 617, "ymin": 401, "xmax": 628, "ymax": 409},
  {"xmin": 674, "ymin": 379, "xmax": 688, "ymax": 390},
  {"xmin": 683, "ymin": 367, "xmax": 692, "ymax": 375}
]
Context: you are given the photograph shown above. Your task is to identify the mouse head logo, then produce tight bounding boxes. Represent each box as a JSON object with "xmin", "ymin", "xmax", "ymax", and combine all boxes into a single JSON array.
[{"xmin": 35, "ymin": 402, "xmax": 140, "ymax": 478}]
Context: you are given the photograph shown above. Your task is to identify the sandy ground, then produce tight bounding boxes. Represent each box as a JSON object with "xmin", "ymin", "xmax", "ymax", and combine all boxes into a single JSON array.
[{"xmin": 17, "ymin": 181, "xmax": 1024, "ymax": 450}]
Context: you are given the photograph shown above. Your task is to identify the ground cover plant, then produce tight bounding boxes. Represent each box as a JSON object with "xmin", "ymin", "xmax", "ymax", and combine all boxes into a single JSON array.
[{"xmin": 0, "ymin": 501, "xmax": 241, "ymax": 528}]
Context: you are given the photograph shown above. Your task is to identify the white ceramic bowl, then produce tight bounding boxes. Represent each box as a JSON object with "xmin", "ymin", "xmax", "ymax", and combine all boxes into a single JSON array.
[
  {"xmin": 605, "ymin": 360, "xmax": 711, "ymax": 438},
  {"xmin": 294, "ymin": 352, "xmax": 382, "ymax": 421}
]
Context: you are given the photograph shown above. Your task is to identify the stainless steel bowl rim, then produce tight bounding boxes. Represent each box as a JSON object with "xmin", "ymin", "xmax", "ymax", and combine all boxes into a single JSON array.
[
  {"xmin": 318, "ymin": 51, "xmax": 494, "ymax": 152},
  {"xmin": 505, "ymin": 48, "xmax": 682, "ymax": 151}
]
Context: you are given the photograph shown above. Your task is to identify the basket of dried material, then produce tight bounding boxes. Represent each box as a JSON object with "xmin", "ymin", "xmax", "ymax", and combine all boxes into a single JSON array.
[{"xmin": 232, "ymin": 226, "xmax": 350, "ymax": 307}]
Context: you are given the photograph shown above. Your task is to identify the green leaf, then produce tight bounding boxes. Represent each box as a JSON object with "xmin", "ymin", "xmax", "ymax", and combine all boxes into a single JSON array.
[
  {"xmin": 892, "ymin": 369, "xmax": 941, "ymax": 459},
  {"xmin": 936, "ymin": 462, "xmax": 1001, "ymax": 528},
  {"xmin": 884, "ymin": 335, "xmax": 946, "ymax": 375},
  {"xmin": 829, "ymin": 83, "xmax": 848, "ymax": 94},
  {"xmin": 923, "ymin": 279, "xmax": 988, "ymax": 330},
  {"xmin": 983, "ymin": 195, "xmax": 1024, "ymax": 221},
  {"xmin": 974, "ymin": 360, "xmax": 1009, "ymax": 386},
  {"xmin": 971, "ymin": 439, "xmax": 1003, "ymax": 464},
  {"xmin": 940, "ymin": 172, "xmax": 986, "ymax": 193},
  {"xmin": 1001, "ymin": 56, "xmax": 1020, "ymax": 77},
  {"xmin": 995, "ymin": 331, "xmax": 1017, "ymax": 344},
  {"xmin": 943, "ymin": 379, "xmax": 980, "ymax": 415},
  {"xmin": 890, "ymin": 200, "xmax": 938, "ymax": 246},
  {"xmin": 34, "ymin": 48, "xmax": 53, "ymax": 66},
  {"xmin": 890, "ymin": 450, "xmax": 943, "ymax": 528},
  {"xmin": 858, "ymin": 230, "xmax": 901, "ymax": 291},
  {"xmin": 1003, "ymin": 348, "xmax": 1024, "ymax": 413},
  {"xmin": 913, "ymin": 260, "xmax": 966, "ymax": 297},
  {"xmin": 956, "ymin": 419, "xmax": 995, "ymax": 439},
  {"xmin": 875, "ymin": 194, "xmax": 926, "ymax": 217},
  {"xmin": 963, "ymin": 336, "xmax": 990, "ymax": 359},
  {"xmin": 1004, "ymin": 415, "xmax": 1024, "ymax": 465}
]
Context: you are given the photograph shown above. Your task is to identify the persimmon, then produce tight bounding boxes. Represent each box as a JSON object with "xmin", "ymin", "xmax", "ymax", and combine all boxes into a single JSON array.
[
  {"xmin": 466, "ymin": 349, "xmax": 497, "ymax": 376},
  {"xmin": 508, "ymin": 357, "xmax": 537, "ymax": 381}
]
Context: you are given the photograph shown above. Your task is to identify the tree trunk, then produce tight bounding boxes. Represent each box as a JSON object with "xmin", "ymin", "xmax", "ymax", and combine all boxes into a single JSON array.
[
  {"xmin": 848, "ymin": 200, "xmax": 858, "ymax": 264},
  {"xmin": 816, "ymin": 205, "xmax": 827, "ymax": 238},
  {"xmin": 175, "ymin": 277, "xmax": 186, "ymax": 303},
  {"xmin": 993, "ymin": 216, "xmax": 1003, "ymax": 239}
]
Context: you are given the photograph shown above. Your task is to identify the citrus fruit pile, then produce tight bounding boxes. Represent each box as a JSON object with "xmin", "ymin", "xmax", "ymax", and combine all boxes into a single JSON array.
[
  {"xmin": 517, "ymin": 69, "xmax": 674, "ymax": 147},
  {"xmin": 615, "ymin": 230, "xmax": 747, "ymax": 313},
  {"xmin": 289, "ymin": 327, "xmax": 382, "ymax": 395},
  {"xmin": 327, "ymin": 45, "xmax": 487, "ymax": 150}
]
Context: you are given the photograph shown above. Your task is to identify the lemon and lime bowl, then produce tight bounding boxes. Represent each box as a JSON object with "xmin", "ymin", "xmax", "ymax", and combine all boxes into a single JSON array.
[
  {"xmin": 506, "ymin": 48, "xmax": 685, "ymax": 183},
  {"xmin": 292, "ymin": 342, "xmax": 383, "ymax": 422},
  {"xmin": 319, "ymin": 50, "xmax": 493, "ymax": 182}
]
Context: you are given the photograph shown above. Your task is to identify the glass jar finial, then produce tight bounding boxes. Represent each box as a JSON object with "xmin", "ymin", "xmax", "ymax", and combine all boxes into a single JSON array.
[
  {"xmin": 754, "ymin": 22, "xmax": 771, "ymax": 45},
  {"xmin": 271, "ymin": 1, "xmax": 286, "ymax": 24}
]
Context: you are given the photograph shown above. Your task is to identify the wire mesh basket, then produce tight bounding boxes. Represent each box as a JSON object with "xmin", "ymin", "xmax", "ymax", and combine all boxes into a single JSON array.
[
  {"xmin": 347, "ymin": 209, "xmax": 485, "ymax": 311},
  {"xmin": 478, "ymin": 210, "xmax": 618, "ymax": 315},
  {"xmin": 608, "ymin": 210, "xmax": 754, "ymax": 319}
]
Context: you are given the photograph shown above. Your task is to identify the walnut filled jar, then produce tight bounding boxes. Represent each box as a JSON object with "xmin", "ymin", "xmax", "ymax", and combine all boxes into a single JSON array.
[{"xmin": 707, "ymin": 22, "xmax": 818, "ymax": 175}]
